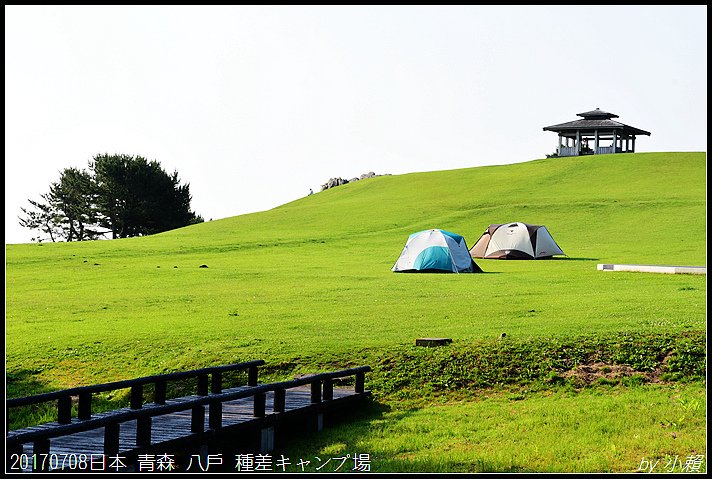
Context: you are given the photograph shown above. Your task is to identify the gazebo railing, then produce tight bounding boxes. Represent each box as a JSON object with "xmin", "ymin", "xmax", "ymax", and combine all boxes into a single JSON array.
[
  {"xmin": 595, "ymin": 146, "xmax": 622, "ymax": 155},
  {"xmin": 558, "ymin": 146, "xmax": 578, "ymax": 157}
]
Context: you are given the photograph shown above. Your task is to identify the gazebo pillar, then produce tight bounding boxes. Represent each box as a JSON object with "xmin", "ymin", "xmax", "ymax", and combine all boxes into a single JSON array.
[
  {"xmin": 632, "ymin": 136, "xmax": 636, "ymax": 152},
  {"xmin": 594, "ymin": 130, "xmax": 599, "ymax": 153},
  {"xmin": 576, "ymin": 130, "xmax": 580, "ymax": 155},
  {"xmin": 612, "ymin": 130, "xmax": 617, "ymax": 153},
  {"xmin": 558, "ymin": 134, "xmax": 562, "ymax": 153}
]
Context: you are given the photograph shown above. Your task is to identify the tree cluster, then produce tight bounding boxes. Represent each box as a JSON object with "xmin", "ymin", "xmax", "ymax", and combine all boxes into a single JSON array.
[{"xmin": 19, "ymin": 154, "xmax": 203, "ymax": 242}]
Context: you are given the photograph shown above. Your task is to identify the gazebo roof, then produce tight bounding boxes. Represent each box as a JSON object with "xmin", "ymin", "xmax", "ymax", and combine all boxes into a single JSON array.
[
  {"xmin": 576, "ymin": 108, "xmax": 618, "ymax": 119},
  {"xmin": 543, "ymin": 108, "xmax": 651, "ymax": 136}
]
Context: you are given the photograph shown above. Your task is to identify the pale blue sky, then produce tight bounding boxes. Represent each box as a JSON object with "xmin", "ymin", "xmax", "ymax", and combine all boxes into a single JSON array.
[{"xmin": 5, "ymin": 5, "xmax": 707, "ymax": 244}]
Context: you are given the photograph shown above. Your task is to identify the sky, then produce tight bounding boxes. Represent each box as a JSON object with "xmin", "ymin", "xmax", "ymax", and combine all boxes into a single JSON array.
[{"xmin": 4, "ymin": 5, "xmax": 707, "ymax": 245}]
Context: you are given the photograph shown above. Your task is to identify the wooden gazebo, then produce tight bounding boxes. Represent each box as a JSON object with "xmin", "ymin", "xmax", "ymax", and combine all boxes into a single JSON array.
[{"xmin": 543, "ymin": 108, "xmax": 651, "ymax": 157}]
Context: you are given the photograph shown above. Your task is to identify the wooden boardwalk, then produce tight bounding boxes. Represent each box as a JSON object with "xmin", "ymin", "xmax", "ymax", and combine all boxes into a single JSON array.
[{"xmin": 7, "ymin": 362, "xmax": 371, "ymax": 473}]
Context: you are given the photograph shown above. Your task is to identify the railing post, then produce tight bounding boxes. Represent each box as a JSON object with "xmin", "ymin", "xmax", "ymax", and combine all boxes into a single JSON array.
[
  {"xmin": 154, "ymin": 380, "xmax": 167, "ymax": 405},
  {"xmin": 211, "ymin": 372, "xmax": 222, "ymax": 394},
  {"xmin": 78, "ymin": 392, "xmax": 92, "ymax": 420},
  {"xmin": 191, "ymin": 405, "xmax": 205, "ymax": 433},
  {"xmin": 197, "ymin": 375, "xmax": 209, "ymax": 396},
  {"xmin": 310, "ymin": 380, "xmax": 321, "ymax": 403},
  {"xmin": 355, "ymin": 371, "xmax": 365, "ymax": 394},
  {"xmin": 209, "ymin": 400, "xmax": 222, "ymax": 429},
  {"xmin": 260, "ymin": 427, "xmax": 275, "ymax": 453},
  {"xmin": 8, "ymin": 443, "xmax": 23, "ymax": 465},
  {"xmin": 248, "ymin": 366, "xmax": 258, "ymax": 386},
  {"xmin": 104, "ymin": 422, "xmax": 120, "ymax": 456},
  {"xmin": 323, "ymin": 379, "xmax": 333, "ymax": 401},
  {"xmin": 32, "ymin": 439, "xmax": 50, "ymax": 472},
  {"xmin": 273, "ymin": 389, "xmax": 286, "ymax": 413},
  {"xmin": 130, "ymin": 385, "xmax": 143, "ymax": 409},
  {"xmin": 136, "ymin": 416, "xmax": 151, "ymax": 447},
  {"xmin": 254, "ymin": 392, "xmax": 266, "ymax": 417},
  {"xmin": 58, "ymin": 396, "xmax": 72, "ymax": 424}
]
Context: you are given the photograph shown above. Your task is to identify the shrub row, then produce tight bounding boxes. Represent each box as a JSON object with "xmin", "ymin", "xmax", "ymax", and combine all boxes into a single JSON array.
[{"xmin": 366, "ymin": 331, "xmax": 706, "ymax": 397}]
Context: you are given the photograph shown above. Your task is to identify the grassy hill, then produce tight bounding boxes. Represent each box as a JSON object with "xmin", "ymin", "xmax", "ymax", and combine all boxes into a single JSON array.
[
  {"xmin": 6, "ymin": 151, "xmax": 705, "ymax": 380},
  {"xmin": 5, "ymin": 151, "xmax": 707, "ymax": 471}
]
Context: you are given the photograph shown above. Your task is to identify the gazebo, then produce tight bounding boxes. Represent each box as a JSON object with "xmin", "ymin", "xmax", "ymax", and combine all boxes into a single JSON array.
[{"xmin": 543, "ymin": 108, "xmax": 651, "ymax": 157}]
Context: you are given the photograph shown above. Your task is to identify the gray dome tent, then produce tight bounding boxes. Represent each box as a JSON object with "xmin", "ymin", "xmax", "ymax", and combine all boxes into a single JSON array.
[{"xmin": 470, "ymin": 222, "xmax": 565, "ymax": 259}]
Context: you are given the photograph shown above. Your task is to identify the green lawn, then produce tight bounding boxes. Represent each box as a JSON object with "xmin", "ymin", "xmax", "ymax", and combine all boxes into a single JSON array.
[
  {"xmin": 5, "ymin": 151, "xmax": 707, "ymax": 472},
  {"xmin": 280, "ymin": 383, "xmax": 707, "ymax": 473}
]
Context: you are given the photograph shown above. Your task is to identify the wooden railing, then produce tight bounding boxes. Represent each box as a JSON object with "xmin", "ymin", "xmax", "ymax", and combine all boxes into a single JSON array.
[
  {"xmin": 558, "ymin": 146, "xmax": 578, "ymax": 157},
  {"xmin": 7, "ymin": 365, "xmax": 371, "ymax": 460},
  {"xmin": 558, "ymin": 146, "xmax": 626, "ymax": 156},
  {"xmin": 595, "ymin": 146, "xmax": 622, "ymax": 155},
  {"xmin": 6, "ymin": 360, "xmax": 265, "ymax": 429}
]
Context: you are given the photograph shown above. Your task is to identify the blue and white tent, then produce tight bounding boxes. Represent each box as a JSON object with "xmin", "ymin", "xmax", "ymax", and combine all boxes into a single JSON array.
[{"xmin": 392, "ymin": 229, "xmax": 483, "ymax": 273}]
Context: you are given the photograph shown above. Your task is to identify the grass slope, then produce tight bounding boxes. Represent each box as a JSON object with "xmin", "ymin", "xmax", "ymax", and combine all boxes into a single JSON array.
[
  {"xmin": 6, "ymin": 152, "xmax": 705, "ymax": 385},
  {"xmin": 5, "ymin": 152, "xmax": 707, "ymax": 471}
]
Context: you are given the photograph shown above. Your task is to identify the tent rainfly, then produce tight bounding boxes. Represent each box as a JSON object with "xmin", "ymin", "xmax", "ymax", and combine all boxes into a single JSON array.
[
  {"xmin": 392, "ymin": 229, "xmax": 483, "ymax": 273},
  {"xmin": 470, "ymin": 223, "xmax": 565, "ymax": 259}
]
